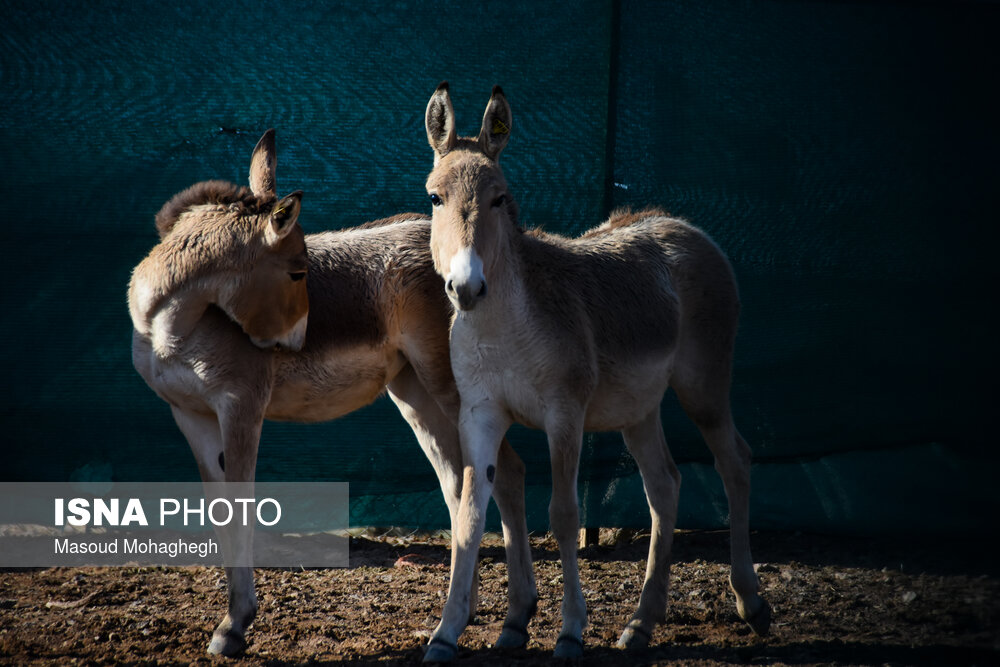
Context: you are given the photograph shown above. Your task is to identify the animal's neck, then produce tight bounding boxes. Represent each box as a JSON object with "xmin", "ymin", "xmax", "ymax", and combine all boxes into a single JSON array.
[
  {"xmin": 130, "ymin": 273, "xmax": 214, "ymax": 355},
  {"xmin": 149, "ymin": 289, "xmax": 214, "ymax": 357},
  {"xmin": 129, "ymin": 224, "xmax": 255, "ymax": 357},
  {"xmin": 129, "ymin": 256, "xmax": 228, "ymax": 358}
]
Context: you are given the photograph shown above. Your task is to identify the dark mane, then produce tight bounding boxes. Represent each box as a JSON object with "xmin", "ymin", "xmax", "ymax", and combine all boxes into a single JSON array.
[{"xmin": 154, "ymin": 180, "xmax": 269, "ymax": 239}]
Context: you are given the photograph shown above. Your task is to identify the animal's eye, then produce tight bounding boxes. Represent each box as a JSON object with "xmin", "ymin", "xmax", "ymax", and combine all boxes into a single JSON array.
[
  {"xmin": 289, "ymin": 271, "xmax": 306, "ymax": 282},
  {"xmin": 492, "ymin": 194, "xmax": 506, "ymax": 208},
  {"xmin": 429, "ymin": 193, "xmax": 442, "ymax": 207}
]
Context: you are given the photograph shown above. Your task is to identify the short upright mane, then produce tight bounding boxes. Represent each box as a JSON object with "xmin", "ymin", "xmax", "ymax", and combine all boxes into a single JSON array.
[
  {"xmin": 354, "ymin": 212, "xmax": 428, "ymax": 230},
  {"xmin": 580, "ymin": 207, "xmax": 670, "ymax": 239},
  {"xmin": 155, "ymin": 180, "xmax": 268, "ymax": 239},
  {"xmin": 131, "ymin": 180, "xmax": 277, "ymax": 344}
]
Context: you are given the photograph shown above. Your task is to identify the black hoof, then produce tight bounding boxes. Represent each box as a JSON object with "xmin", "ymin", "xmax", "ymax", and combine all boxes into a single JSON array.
[
  {"xmin": 422, "ymin": 637, "xmax": 459, "ymax": 663},
  {"xmin": 744, "ymin": 598, "xmax": 772, "ymax": 636},
  {"xmin": 495, "ymin": 622, "xmax": 530, "ymax": 648},
  {"xmin": 553, "ymin": 634, "xmax": 584, "ymax": 659}
]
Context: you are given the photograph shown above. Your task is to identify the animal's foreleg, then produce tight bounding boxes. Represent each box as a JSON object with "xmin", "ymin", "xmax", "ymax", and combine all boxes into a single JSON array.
[
  {"xmin": 618, "ymin": 409, "xmax": 681, "ymax": 649},
  {"xmin": 387, "ymin": 369, "xmax": 484, "ymax": 623},
  {"xmin": 173, "ymin": 406, "xmax": 263, "ymax": 656},
  {"xmin": 424, "ymin": 406, "xmax": 509, "ymax": 663},
  {"xmin": 547, "ymin": 420, "xmax": 587, "ymax": 659},
  {"xmin": 204, "ymin": 484, "xmax": 258, "ymax": 657},
  {"xmin": 172, "ymin": 407, "xmax": 257, "ymax": 656},
  {"xmin": 172, "ymin": 406, "xmax": 225, "ymax": 484},
  {"xmin": 210, "ymin": 410, "xmax": 264, "ymax": 655},
  {"xmin": 492, "ymin": 438, "xmax": 538, "ymax": 648}
]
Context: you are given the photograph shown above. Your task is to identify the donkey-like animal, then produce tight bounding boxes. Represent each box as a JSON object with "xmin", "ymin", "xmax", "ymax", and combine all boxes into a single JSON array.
[
  {"xmin": 128, "ymin": 130, "xmax": 535, "ymax": 656},
  {"xmin": 420, "ymin": 84, "xmax": 771, "ymax": 661}
]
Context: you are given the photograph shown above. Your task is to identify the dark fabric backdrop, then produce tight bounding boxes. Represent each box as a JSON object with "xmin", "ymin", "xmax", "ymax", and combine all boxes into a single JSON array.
[{"xmin": 2, "ymin": 0, "xmax": 996, "ymax": 535}]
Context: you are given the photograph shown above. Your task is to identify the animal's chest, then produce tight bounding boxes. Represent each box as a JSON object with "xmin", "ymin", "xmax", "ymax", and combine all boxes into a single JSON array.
[
  {"xmin": 450, "ymin": 321, "xmax": 571, "ymax": 430},
  {"xmin": 132, "ymin": 334, "xmax": 222, "ymax": 414}
]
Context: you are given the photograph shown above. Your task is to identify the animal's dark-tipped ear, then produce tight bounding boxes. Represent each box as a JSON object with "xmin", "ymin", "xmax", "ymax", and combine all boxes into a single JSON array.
[
  {"xmin": 266, "ymin": 190, "xmax": 302, "ymax": 245},
  {"xmin": 426, "ymin": 82, "xmax": 457, "ymax": 161},
  {"xmin": 477, "ymin": 85, "xmax": 511, "ymax": 161},
  {"xmin": 250, "ymin": 129, "xmax": 277, "ymax": 197}
]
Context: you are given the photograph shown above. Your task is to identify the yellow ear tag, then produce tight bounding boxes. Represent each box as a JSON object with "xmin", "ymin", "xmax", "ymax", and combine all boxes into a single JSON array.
[{"xmin": 492, "ymin": 118, "xmax": 510, "ymax": 135}]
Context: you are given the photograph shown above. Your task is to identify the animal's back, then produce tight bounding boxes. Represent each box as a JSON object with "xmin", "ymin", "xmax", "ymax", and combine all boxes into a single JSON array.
[{"xmin": 519, "ymin": 210, "xmax": 737, "ymax": 358}]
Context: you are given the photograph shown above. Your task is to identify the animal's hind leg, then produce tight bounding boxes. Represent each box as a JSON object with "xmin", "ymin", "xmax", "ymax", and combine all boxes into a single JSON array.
[
  {"xmin": 710, "ymin": 425, "xmax": 770, "ymax": 635},
  {"xmin": 617, "ymin": 408, "xmax": 681, "ymax": 650},
  {"xmin": 491, "ymin": 442, "xmax": 538, "ymax": 649},
  {"xmin": 171, "ymin": 406, "xmax": 261, "ymax": 656},
  {"xmin": 673, "ymin": 391, "xmax": 771, "ymax": 636}
]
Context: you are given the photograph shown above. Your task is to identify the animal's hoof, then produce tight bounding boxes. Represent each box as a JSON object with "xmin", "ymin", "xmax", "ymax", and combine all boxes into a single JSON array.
[
  {"xmin": 616, "ymin": 623, "xmax": 651, "ymax": 650},
  {"xmin": 743, "ymin": 598, "xmax": 772, "ymax": 636},
  {"xmin": 422, "ymin": 637, "xmax": 459, "ymax": 663},
  {"xmin": 207, "ymin": 629, "xmax": 246, "ymax": 657},
  {"xmin": 495, "ymin": 622, "xmax": 530, "ymax": 649},
  {"xmin": 553, "ymin": 634, "xmax": 584, "ymax": 659}
]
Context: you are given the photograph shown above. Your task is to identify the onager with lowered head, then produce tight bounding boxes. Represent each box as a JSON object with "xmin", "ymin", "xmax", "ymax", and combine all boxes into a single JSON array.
[
  {"xmin": 128, "ymin": 130, "xmax": 534, "ymax": 656},
  {"xmin": 420, "ymin": 83, "xmax": 771, "ymax": 661}
]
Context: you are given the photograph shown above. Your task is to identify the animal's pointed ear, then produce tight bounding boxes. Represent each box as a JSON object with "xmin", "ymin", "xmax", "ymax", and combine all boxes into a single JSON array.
[
  {"xmin": 426, "ymin": 82, "xmax": 457, "ymax": 161},
  {"xmin": 266, "ymin": 190, "xmax": 303, "ymax": 245},
  {"xmin": 477, "ymin": 85, "xmax": 511, "ymax": 161},
  {"xmin": 250, "ymin": 129, "xmax": 277, "ymax": 197}
]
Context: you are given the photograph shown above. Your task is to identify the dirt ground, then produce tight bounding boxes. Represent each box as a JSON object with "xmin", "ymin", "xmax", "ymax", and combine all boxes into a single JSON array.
[{"xmin": 1, "ymin": 529, "xmax": 997, "ymax": 666}]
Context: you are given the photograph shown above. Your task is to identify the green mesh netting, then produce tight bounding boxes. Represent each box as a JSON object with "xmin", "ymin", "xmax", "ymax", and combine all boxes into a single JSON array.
[{"xmin": 2, "ymin": 1, "xmax": 996, "ymax": 535}]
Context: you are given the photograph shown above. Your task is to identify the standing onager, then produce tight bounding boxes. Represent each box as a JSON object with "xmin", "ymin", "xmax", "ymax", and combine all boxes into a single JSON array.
[
  {"xmin": 128, "ymin": 130, "xmax": 535, "ymax": 656},
  {"xmin": 420, "ymin": 84, "xmax": 771, "ymax": 661}
]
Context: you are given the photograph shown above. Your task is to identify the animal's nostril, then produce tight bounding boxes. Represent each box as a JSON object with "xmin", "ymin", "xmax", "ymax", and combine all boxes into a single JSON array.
[
  {"xmin": 477, "ymin": 282, "xmax": 488, "ymax": 298},
  {"xmin": 446, "ymin": 279, "xmax": 456, "ymax": 295}
]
